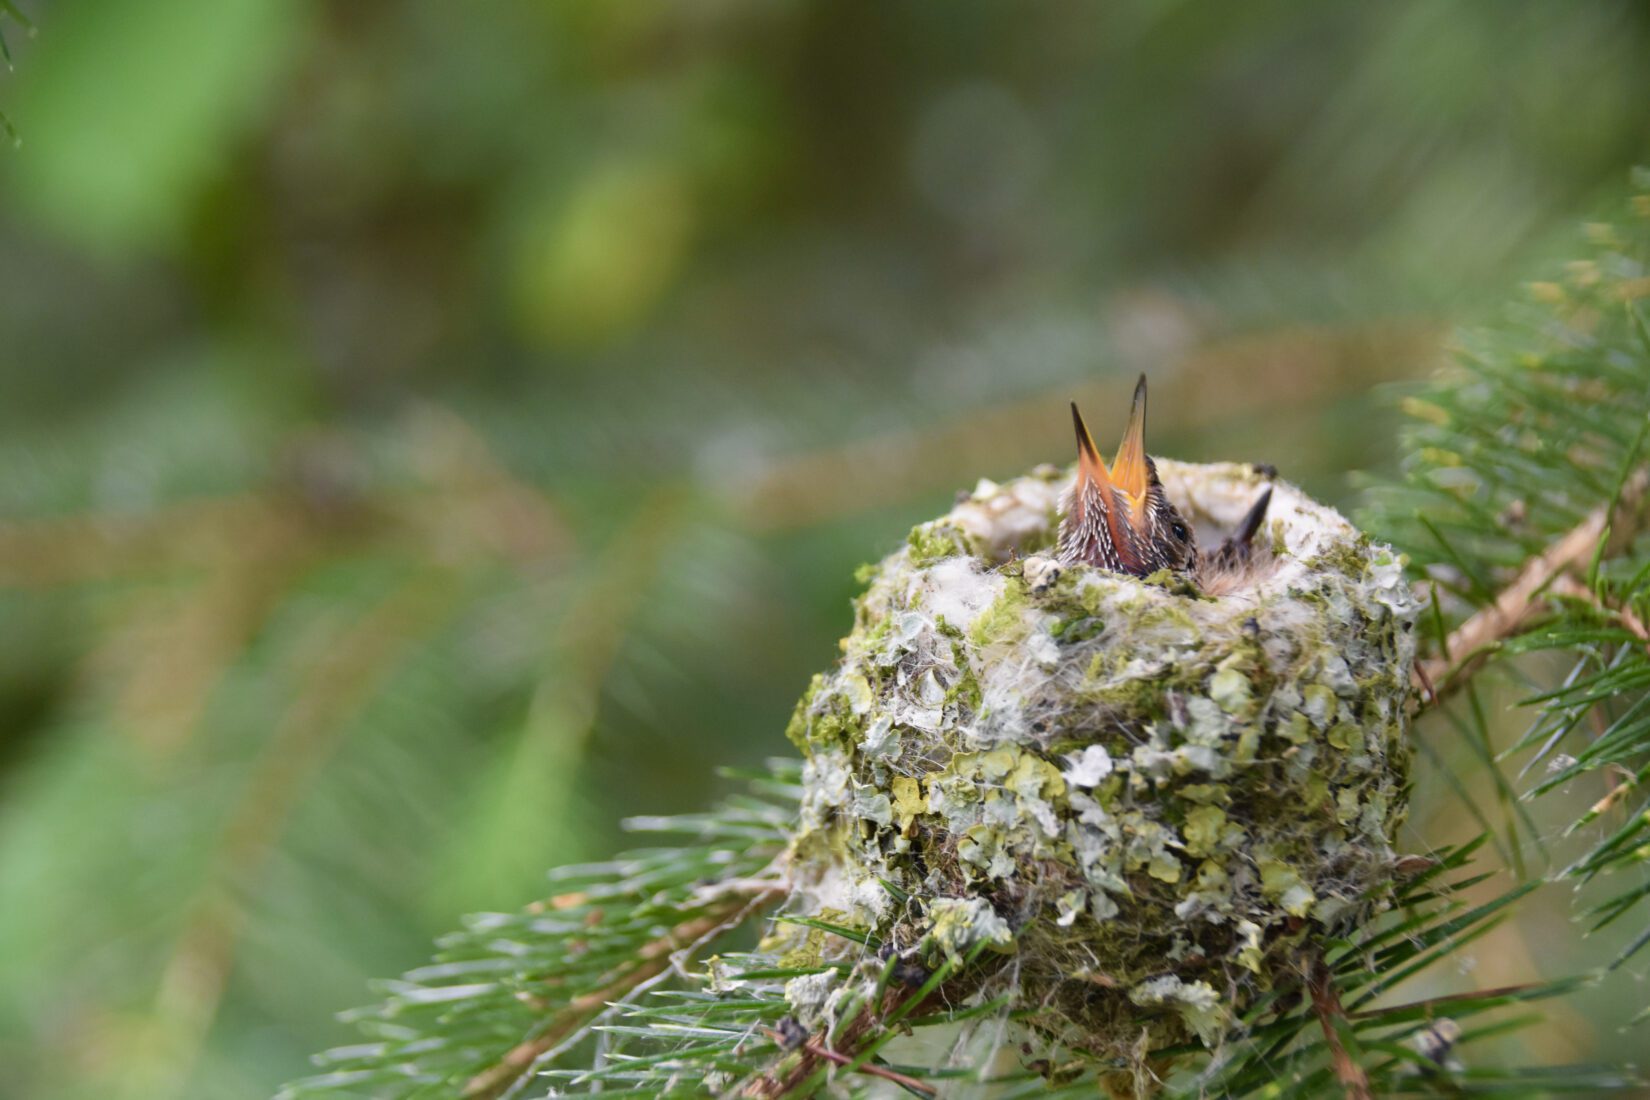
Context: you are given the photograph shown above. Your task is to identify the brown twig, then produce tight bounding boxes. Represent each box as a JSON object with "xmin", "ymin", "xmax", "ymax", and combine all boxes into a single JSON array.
[
  {"xmin": 1542, "ymin": 573, "xmax": 1650, "ymax": 814},
  {"xmin": 744, "ymin": 982, "xmax": 924, "ymax": 1100},
  {"xmin": 462, "ymin": 885, "xmax": 785, "ymax": 1100},
  {"xmin": 1305, "ymin": 957, "xmax": 1373, "ymax": 1100},
  {"xmin": 1412, "ymin": 657, "xmax": 1437, "ymax": 708},
  {"xmin": 1414, "ymin": 468, "xmax": 1650, "ymax": 704},
  {"xmin": 1547, "ymin": 573, "xmax": 1650, "ymax": 645},
  {"xmin": 761, "ymin": 1028, "xmax": 937, "ymax": 1096}
]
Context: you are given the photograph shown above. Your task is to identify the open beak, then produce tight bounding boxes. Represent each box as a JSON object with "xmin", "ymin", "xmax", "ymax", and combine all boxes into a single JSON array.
[
  {"xmin": 1110, "ymin": 374, "xmax": 1152, "ymax": 532},
  {"xmin": 1067, "ymin": 400, "xmax": 1143, "ymax": 572}
]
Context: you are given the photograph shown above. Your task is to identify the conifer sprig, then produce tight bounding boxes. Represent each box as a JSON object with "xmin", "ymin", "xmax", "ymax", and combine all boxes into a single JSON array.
[
  {"xmin": 282, "ymin": 821, "xmax": 1628, "ymax": 1095},
  {"xmin": 277, "ymin": 767, "xmax": 797, "ymax": 1100},
  {"xmin": 1368, "ymin": 170, "xmax": 1650, "ymax": 974}
]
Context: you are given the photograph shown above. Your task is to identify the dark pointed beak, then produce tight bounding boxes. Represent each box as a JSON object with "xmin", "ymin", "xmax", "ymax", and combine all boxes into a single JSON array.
[
  {"xmin": 1233, "ymin": 488, "xmax": 1273, "ymax": 549},
  {"xmin": 1071, "ymin": 401, "xmax": 1109, "ymax": 485}
]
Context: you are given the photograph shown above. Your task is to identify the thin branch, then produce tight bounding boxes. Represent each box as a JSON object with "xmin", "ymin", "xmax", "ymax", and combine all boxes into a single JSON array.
[
  {"xmin": 505, "ymin": 878, "xmax": 789, "ymax": 1097},
  {"xmin": 462, "ymin": 885, "xmax": 784, "ymax": 1100},
  {"xmin": 761, "ymin": 1029, "xmax": 937, "ymax": 1097},
  {"xmin": 1547, "ymin": 573, "xmax": 1650, "ymax": 645},
  {"xmin": 1306, "ymin": 957, "xmax": 1373, "ymax": 1100},
  {"xmin": 744, "ymin": 990, "xmax": 907, "ymax": 1099},
  {"xmin": 1414, "ymin": 467, "xmax": 1649, "ymax": 704}
]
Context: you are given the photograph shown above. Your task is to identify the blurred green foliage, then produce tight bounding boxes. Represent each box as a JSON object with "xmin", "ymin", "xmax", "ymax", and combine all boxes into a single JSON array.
[{"xmin": 0, "ymin": 2, "xmax": 1648, "ymax": 1097}]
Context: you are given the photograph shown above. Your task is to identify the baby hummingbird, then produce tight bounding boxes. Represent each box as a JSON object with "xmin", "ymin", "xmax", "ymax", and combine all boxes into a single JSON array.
[
  {"xmin": 1058, "ymin": 375, "xmax": 1272, "ymax": 587},
  {"xmin": 1058, "ymin": 375, "xmax": 1197, "ymax": 576}
]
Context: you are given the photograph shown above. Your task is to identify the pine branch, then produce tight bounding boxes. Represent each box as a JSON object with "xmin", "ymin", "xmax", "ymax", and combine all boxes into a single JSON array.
[
  {"xmin": 1366, "ymin": 169, "xmax": 1650, "ymax": 1040},
  {"xmin": 463, "ymin": 888, "xmax": 781, "ymax": 1100},
  {"xmin": 281, "ymin": 698, "xmax": 1644, "ymax": 1096},
  {"xmin": 523, "ymin": 840, "xmax": 1619, "ymax": 1098},
  {"xmin": 1414, "ymin": 466, "xmax": 1649, "ymax": 703},
  {"xmin": 278, "ymin": 766, "xmax": 797, "ymax": 1100}
]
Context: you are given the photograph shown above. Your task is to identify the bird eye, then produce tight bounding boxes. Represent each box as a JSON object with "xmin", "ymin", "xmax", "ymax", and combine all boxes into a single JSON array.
[{"xmin": 1171, "ymin": 522, "xmax": 1189, "ymax": 542}]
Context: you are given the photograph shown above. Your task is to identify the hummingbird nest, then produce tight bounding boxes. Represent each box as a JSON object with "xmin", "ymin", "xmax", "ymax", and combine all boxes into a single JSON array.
[{"xmin": 779, "ymin": 457, "xmax": 1418, "ymax": 1060}]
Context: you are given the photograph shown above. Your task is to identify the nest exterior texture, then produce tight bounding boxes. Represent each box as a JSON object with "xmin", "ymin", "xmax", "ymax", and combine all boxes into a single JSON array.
[{"xmin": 782, "ymin": 460, "xmax": 1419, "ymax": 1054}]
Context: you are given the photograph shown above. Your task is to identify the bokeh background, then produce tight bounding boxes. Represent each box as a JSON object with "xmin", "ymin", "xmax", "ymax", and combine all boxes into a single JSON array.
[{"xmin": 1, "ymin": 2, "xmax": 1649, "ymax": 1098}]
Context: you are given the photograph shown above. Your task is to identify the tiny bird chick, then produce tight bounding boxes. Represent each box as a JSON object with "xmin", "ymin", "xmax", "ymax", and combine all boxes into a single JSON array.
[
  {"xmin": 1058, "ymin": 375, "xmax": 1197, "ymax": 576},
  {"xmin": 1058, "ymin": 375, "xmax": 1271, "ymax": 590},
  {"xmin": 1198, "ymin": 486, "xmax": 1274, "ymax": 596}
]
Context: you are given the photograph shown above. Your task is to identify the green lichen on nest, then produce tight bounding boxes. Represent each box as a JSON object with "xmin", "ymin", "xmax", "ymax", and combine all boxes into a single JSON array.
[{"xmin": 779, "ymin": 461, "xmax": 1418, "ymax": 1058}]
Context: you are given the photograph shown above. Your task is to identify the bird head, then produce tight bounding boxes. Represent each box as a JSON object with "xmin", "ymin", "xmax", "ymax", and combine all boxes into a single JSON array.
[{"xmin": 1057, "ymin": 375, "xmax": 1198, "ymax": 576}]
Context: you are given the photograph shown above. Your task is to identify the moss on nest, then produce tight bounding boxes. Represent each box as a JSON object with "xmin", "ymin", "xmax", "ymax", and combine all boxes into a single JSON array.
[{"xmin": 779, "ymin": 461, "xmax": 1418, "ymax": 1058}]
